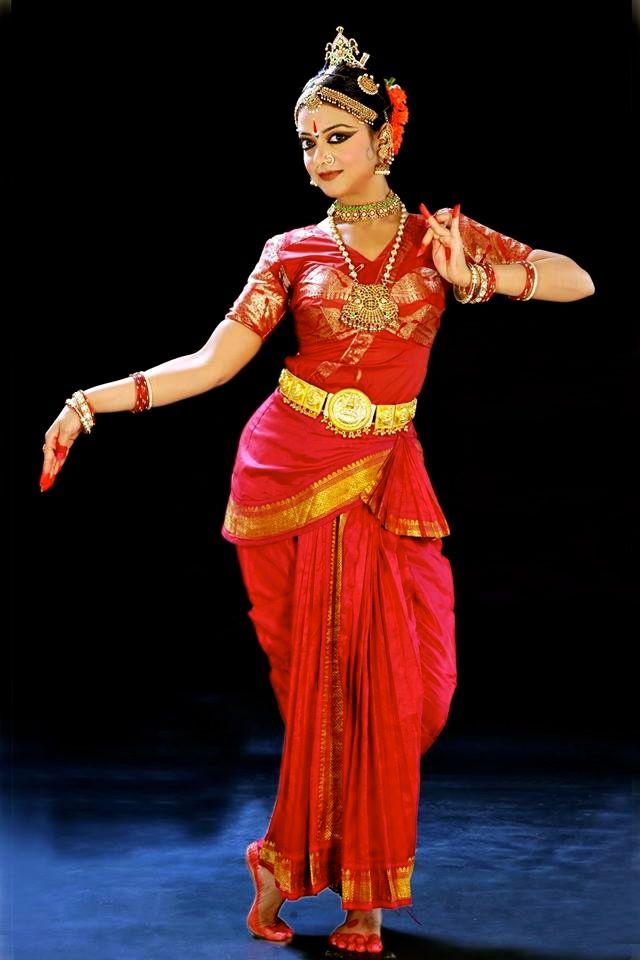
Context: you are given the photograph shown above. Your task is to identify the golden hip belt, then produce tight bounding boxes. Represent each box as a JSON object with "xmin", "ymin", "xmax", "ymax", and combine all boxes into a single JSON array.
[{"xmin": 278, "ymin": 368, "xmax": 417, "ymax": 438}]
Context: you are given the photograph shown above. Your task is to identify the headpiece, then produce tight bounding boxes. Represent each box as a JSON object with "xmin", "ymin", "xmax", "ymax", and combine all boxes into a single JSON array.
[
  {"xmin": 294, "ymin": 26, "xmax": 409, "ymax": 156},
  {"xmin": 294, "ymin": 26, "xmax": 379, "ymax": 127}
]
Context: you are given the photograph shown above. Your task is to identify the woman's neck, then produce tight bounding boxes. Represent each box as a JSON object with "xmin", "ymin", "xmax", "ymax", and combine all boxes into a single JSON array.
[{"xmin": 335, "ymin": 182, "xmax": 392, "ymax": 206}]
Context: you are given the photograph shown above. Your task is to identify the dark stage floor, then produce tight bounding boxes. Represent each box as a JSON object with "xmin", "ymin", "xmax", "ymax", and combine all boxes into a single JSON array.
[{"xmin": 1, "ymin": 734, "xmax": 635, "ymax": 960}]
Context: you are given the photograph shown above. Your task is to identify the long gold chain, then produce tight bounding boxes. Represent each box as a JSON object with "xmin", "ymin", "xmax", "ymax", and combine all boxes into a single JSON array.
[{"xmin": 328, "ymin": 202, "xmax": 408, "ymax": 332}]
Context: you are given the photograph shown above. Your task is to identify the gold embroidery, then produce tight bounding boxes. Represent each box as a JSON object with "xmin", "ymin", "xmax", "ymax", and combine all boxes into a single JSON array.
[
  {"xmin": 259, "ymin": 839, "xmax": 292, "ymax": 892},
  {"xmin": 318, "ymin": 513, "xmax": 345, "ymax": 841},
  {"xmin": 458, "ymin": 213, "xmax": 532, "ymax": 265},
  {"xmin": 392, "ymin": 269, "xmax": 442, "ymax": 305},
  {"xmin": 225, "ymin": 233, "xmax": 289, "ymax": 341},
  {"xmin": 223, "ymin": 449, "xmax": 392, "ymax": 540},
  {"xmin": 338, "ymin": 328, "xmax": 376, "ymax": 365},
  {"xmin": 260, "ymin": 839, "xmax": 416, "ymax": 903},
  {"xmin": 295, "ymin": 266, "xmax": 355, "ymax": 340},
  {"xmin": 387, "ymin": 859, "xmax": 415, "ymax": 901},
  {"xmin": 340, "ymin": 858, "xmax": 415, "ymax": 903},
  {"xmin": 404, "ymin": 307, "xmax": 441, "ymax": 347},
  {"xmin": 381, "ymin": 515, "xmax": 449, "ymax": 537}
]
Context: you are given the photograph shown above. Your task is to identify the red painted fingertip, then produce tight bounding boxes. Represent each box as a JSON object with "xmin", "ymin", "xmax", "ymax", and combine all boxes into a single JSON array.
[
  {"xmin": 452, "ymin": 203, "xmax": 460, "ymax": 218},
  {"xmin": 39, "ymin": 471, "xmax": 54, "ymax": 492},
  {"xmin": 417, "ymin": 244, "xmax": 426, "ymax": 257},
  {"xmin": 419, "ymin": 202, "xmax": 431, "ymax": 220}
]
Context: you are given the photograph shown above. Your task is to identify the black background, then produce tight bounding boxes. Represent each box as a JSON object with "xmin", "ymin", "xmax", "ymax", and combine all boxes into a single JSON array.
[{"xmin": 9, "ymin": 8, "xmax": 635, "ymax": 761}]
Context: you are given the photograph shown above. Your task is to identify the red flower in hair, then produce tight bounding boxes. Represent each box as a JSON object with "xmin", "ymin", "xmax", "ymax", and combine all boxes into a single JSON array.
[{"xmin": 385, "ymin": 79, "xmax": 409, "ymax": 154}]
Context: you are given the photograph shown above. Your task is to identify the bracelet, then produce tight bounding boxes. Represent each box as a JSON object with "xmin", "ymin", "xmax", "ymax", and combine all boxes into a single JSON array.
[
  {"xmin": 453, "ymin": 260, "xmax": 496, "ymax": 304},
  {"xmin": 508, "ymin": 260, "xmax": 538, "ymax": 301},
  {"xmin": 65, "ymin": 390, "xmax": 95, "ymax": 434},
  {"xmin": 129, "ymin": 371, "xmax": 153, "ymax": 412}
]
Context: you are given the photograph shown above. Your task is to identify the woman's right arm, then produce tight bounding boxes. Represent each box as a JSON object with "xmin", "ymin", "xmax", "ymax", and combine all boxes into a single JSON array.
[
  {"xmin": 41, "ymin": 318, "xmax": 263, "ymax": 484},
  {"xmin": 85, "ymin": 318, "xmax": 263, "ymax": 412}
]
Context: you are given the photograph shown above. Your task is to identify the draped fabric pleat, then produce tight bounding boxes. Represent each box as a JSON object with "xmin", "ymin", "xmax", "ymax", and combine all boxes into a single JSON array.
[{"xmin": 236, "ymin": 499, "xmax": 456, "ymax": 910}]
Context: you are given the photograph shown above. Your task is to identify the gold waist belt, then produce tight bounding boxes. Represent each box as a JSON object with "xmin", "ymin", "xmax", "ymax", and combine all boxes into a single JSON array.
[{"xmin": 278, "ymin": 368, "xmax": 418, "ymax": 438}]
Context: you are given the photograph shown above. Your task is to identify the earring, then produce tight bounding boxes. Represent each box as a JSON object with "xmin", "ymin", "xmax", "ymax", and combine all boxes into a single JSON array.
[
  {"xmin": 374, "ymin": 124, "xmax": 394, "ymax": 175},
  {"xmin": 310, "ymin": 178, "xmax": 318, "ymax": 187}
]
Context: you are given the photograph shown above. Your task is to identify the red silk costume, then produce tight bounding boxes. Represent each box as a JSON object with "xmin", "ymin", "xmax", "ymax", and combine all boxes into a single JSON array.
[{"xmin": 221, "ymin": 211, "xmax": 532, "ymax": 910}]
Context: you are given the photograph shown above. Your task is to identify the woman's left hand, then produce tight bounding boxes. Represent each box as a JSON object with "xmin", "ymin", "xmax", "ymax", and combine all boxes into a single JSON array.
[{"xmin": 418, "ymin": 203, "xmax": 472, "ymax": 287}]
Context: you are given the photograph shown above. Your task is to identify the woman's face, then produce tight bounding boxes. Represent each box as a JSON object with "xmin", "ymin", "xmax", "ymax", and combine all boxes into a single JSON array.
[{"xmin": 296, "ymin": 103, "xmax": 379, "ymax": 198}]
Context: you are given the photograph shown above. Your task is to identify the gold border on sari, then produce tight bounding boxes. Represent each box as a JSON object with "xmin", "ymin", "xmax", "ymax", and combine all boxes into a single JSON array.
[
  {"xmin": 260, "ymin": 839, "xmax": 415, "ymax": 905},
  {"xmin": 223, "ymin": 449, "xmax": 392, "ymax": 540},
  {"xmin": 316, "ymin": 513, "xmax": 345, "ymax": 851}
]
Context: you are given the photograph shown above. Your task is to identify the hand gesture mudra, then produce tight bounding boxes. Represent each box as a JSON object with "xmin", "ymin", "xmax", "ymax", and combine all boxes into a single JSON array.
[
  {"xmin": 418, "ymin": 203, "xmax": 472, "ymax": 288},
  {"xmin": 40, "ymin": 405, "xmax": 84, "ymax": 491}
]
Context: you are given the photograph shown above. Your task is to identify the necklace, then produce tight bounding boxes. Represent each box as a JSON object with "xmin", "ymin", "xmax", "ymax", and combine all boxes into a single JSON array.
[
  {"xmin": 327, "ymin": 189, "xmax": 402, "ymax": 223},
  {"xmin": 328, "ymin": 202, "xmax": 408, "ymax": 332}
]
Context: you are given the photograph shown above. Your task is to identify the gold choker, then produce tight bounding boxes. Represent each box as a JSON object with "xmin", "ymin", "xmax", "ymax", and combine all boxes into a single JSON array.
[{"xmin": 327, "ymin": 190, "xmax": 402, "ymax": 223}]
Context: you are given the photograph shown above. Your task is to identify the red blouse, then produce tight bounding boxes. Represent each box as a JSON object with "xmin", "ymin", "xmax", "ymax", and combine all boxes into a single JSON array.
[{"xmin": 221, "ymin": 211, "xmax": 533, "ymax": 546}]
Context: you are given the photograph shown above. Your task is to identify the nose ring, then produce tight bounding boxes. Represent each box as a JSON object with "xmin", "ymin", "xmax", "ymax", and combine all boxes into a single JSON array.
[{"xmin": 322, "ymin": 153, "xmax": 335, "ymax": 166}]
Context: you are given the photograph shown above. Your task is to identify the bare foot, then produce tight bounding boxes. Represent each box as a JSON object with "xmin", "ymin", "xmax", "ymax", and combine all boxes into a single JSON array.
[
  {"xmin": 246, "ymin": 840, "xmax": 293, "ymax": 942},
  {"xmin": 329, "ymin": 908, "xmax": 383, "ymax": 953},
  {"xmin": 253, "ymin": 859, "xmax": 286, "ymax": 925}
]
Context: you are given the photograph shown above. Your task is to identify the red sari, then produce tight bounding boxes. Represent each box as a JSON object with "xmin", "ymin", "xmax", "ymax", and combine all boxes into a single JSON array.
[{"xmin": 221, "ymin": 212, "xmax": 532, "ymax": 909}]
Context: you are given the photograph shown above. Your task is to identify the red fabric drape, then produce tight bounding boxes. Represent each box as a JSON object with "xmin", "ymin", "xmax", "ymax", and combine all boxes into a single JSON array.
[
  {"xmin": 236, "ymin": 500, "xmax": 457, "ymax": 910},
  {"xmin": 222, "ymin": 208, "xmax": 532, "ymax": 909}
]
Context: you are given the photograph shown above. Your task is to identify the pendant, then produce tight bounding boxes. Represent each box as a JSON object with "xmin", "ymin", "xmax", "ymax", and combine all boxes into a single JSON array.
[{"xmin": 341, "ymin": 282, "xmax": 399, "ymax": 332}]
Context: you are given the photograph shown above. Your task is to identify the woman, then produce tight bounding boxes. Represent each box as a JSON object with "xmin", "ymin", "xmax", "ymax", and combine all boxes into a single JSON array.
[{"xmin": 41, "ymin": 26, "xmax": 594, "ymax": 957}]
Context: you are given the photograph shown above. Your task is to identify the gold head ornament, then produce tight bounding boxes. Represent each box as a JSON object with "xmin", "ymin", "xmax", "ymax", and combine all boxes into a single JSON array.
[
  {"xmin": 324, "ymin": 26, "xmax": 370, "ymax": 69},
  {"xmin": 295, "ymin": 25, "xmax": 380, "ymax": 127}
]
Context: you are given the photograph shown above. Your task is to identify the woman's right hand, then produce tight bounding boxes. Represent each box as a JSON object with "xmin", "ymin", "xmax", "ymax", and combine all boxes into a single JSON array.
[{"xmin": 40, "ymin": 405, "xmax": 84, "ymax": 492}]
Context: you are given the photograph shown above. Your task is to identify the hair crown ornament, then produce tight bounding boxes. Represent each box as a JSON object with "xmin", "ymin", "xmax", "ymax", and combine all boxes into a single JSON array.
[
  {"xmin": 295, "ymin": 27, "xmax": 409, "ymax": 157},
  {"xmin": 324, "ymin": 25, "xmax": 370, "ymax": 69}
]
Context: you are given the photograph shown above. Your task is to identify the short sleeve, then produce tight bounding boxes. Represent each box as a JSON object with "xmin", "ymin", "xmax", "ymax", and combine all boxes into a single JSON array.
[
  {"xmin": 457, "ymin": 212, "xmax": 533, "ymax": 265},
  {"xmin": 225, "ymin": 233, "xmax": 290, "ymax": 342}
]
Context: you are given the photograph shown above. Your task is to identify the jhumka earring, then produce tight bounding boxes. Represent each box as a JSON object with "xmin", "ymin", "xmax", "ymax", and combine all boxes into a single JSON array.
[{"xmin": 374, "ymin": 124, "xmax": 394, "ymax": 176}]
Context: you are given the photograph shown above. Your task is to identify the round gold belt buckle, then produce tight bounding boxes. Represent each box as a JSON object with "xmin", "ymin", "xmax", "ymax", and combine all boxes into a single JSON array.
[{"xmin": 325, "ymin": 388, "xmax": 373, "ymax": 433}]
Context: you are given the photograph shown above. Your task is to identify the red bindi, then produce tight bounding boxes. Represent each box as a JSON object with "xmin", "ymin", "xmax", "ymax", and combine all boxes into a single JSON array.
[{"xmin": 312, "ymin": 120, "xmax": 318, "ymax": 134}]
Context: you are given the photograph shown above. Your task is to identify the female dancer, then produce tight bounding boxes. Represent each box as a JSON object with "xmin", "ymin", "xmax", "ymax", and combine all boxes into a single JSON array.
[{"xmin": 41, "ymin": 26, "xmax": 594, "ymax": 957}]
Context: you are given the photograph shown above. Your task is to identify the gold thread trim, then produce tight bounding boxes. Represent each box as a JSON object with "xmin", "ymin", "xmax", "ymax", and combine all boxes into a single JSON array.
[
  {"xmin": 223, "ymin": 450, "xmax": 391, "ymax": 540},
  {"xmin": 260, "ymin": 839, "xmax": 415, "ymax": 905},
  {"xmin": 317, "ymin": 514, "xmax": 346, "ymax": 844}
]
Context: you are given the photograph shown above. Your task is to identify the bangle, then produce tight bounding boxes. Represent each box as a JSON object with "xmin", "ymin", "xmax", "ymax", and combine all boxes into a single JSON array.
[
  {"xmin": 469, "ymin": 261, "xmax": 496, "ymax": 303},
  {"xmin": 129, "ymin": 371, "xmax": 153, "ymax": 412},
  {"xmin": 65, "ymin": 389, "xmax": 95, "ymax": 433},
  {"xmin": 454, "ymin": 261, "xmax": 496, "ymax": 304},
  {"xmin": 509, "ymin": 260, "xmax": 538, "ymax": 300},
  {"xmin": 453, "ymin": 262, "xmax": 480, "ymax": 303}
]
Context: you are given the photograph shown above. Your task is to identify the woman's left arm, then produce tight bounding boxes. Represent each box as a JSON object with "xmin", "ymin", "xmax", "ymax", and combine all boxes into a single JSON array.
[
  {"xmin": 422, "ymin": 208, "xmax": 595, "ymax": 302},
  {"xmin": 492, "ymin": 249, "xmax": 595, "ymax": 302}
]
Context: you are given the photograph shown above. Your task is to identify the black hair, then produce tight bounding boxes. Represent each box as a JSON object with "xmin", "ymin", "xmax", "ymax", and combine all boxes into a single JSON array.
[{"xmin": 296, "ymin": 64, "xmax": 392, "ymax": 133}]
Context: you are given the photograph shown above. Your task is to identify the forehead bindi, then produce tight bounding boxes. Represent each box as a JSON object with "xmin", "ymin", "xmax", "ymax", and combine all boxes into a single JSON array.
[{"xmin": 297, "ymin": 104, "xmax": 361, "ymax": 135}]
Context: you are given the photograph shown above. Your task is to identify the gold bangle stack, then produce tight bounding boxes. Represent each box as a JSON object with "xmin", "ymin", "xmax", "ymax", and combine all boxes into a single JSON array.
[
  {"xmin": 453, "ymin": 261, "xmax": 497, "ymax": 304},
  {"xmin": 65, "ymin": 390, "xmax": 96, "ymax": 433}
]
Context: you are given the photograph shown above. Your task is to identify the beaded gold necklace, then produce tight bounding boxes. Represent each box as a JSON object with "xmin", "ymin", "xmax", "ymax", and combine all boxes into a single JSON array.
[
  {"xmin": 328, "ymin": 202, "xmax": 408, "ymax": 332},
  {"xmin": 327, "ymin": 189, "xmax": 402, "ymax": 223}
]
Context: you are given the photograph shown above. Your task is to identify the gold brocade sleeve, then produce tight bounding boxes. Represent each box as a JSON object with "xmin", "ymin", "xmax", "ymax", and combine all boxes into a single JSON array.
[
  {"xmin": 225, "ymin": 233, "xmax": 290, "ymax": 341},
  {"xmin": 457, "ymin": 212, "xmax": 533, "ymax": 265}
]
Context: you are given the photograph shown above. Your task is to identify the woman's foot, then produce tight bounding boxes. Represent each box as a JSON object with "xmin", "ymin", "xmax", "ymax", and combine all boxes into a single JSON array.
[
  {"xmin": 328, "ymin": 908, "xmax": 383, "ymax": 954},
  {"xmin": 246, "ymin": 840, "xmax": 294, "ymax": 941}
]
